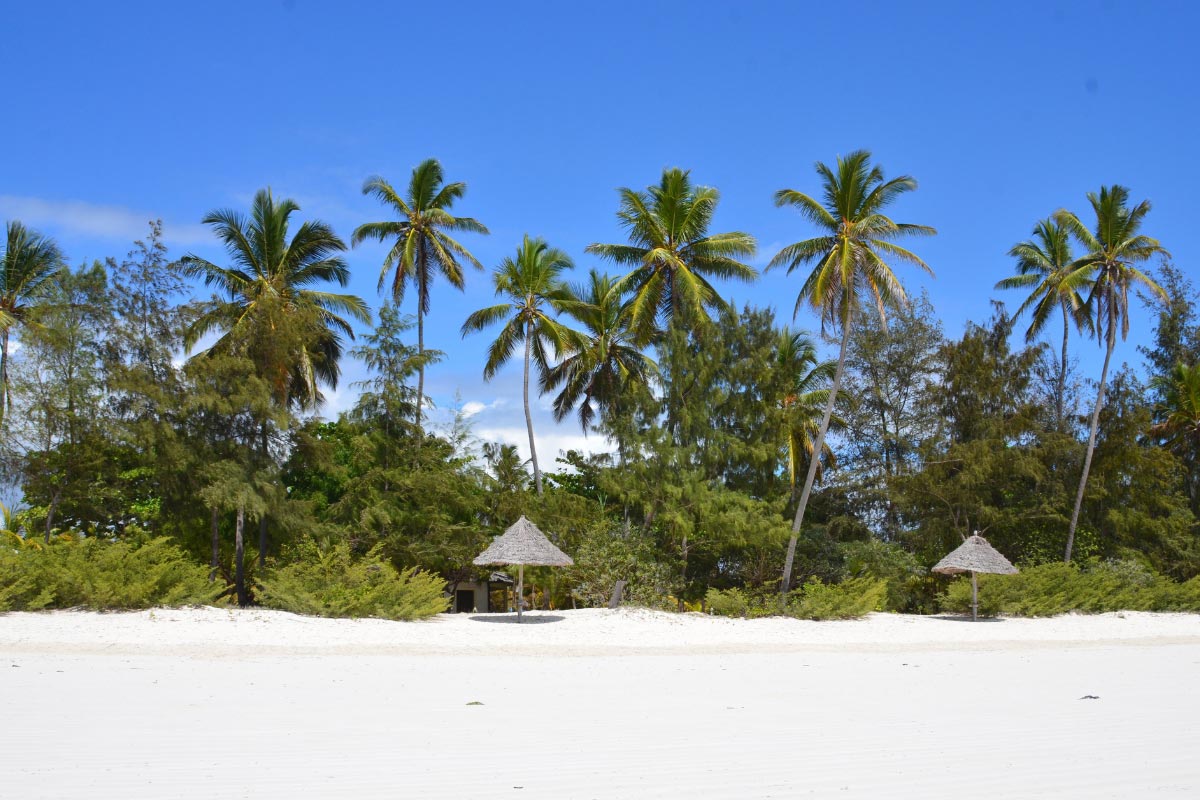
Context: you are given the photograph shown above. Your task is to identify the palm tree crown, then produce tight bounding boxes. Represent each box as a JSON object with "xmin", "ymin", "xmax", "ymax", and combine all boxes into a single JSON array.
[
  {"xmin": 542, "ymin": 269, "xmax": 657, "ymax": 433},
  {"xmin": 586, "ymin": 168, "xmax": 757, "ymax": 340},
  {"xmin": 181, "ymin": 188, "xmax": 370, "ymax": 410},
  {"xmin": 352, "ymin": 159, "xmax": 487, "ymax": 423},
  {"xmin": 1, "ymin": 220, "xmax": 65, "ymax": 420},
  {"xmin": 769, "ymin": 149, "xmax": 936, "ymax": 329}
]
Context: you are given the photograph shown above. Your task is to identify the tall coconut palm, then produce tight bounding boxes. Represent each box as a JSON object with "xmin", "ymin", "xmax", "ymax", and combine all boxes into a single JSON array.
[
  {"xmin": 182, "ymin": 188, "xmax": 370, "ymax": 565},
  {"xmin": 352, "ymin": 159, "xmax": 488, "ymax": 423},
  {"xmin": 1, "ymin": 221, "xmax": 65, "ymax": 421},
  {"xmin": 1056, "ymin": 185, "xmax": 1168, "ymax": 562},
  {"xmin": 995, "ymin": 219, "xmax": 1094, "ymax": 431},
  {"xmin": 769, "ymin": 150, "xmax": 936, "ymax": 596},
  {"xmin": 585, "ymin": 168, "xmax": 757, "ymax": 341},
  {"xmin": 1150, "ymin": 362, "xmax": 1200, "ymax": 511},
  {"xmin": 461, "ymin": 235, "xmax": 581, "ymax": 495},
  {"xmin": 542, "ymin": 269, "xmax": 656, "ymax": 437},
  {"xmin": 776, "ymin": 328, "xmax": 839, "ymax": 503}
]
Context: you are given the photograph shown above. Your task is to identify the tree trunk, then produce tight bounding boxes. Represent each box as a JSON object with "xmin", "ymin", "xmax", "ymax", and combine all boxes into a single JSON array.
[
  {"xmin": 209, "ymin": 506, "xmax": 219, "ymax": 582},
  {"xmin": 0, "ymin": 329, "xmax": 9, "ymax": 422},
  {"xmin": 780, "ymin": 315, "xmax": 853, "ymax": 599},
  {"xmin": 258, "ymin": 422, "xmax": 269, "ymax": 568},
  {"xmin": 524, "ymin": 320, "xmax": 543, "ymax": 495},
  {"xmin": 416, "ymin": 307, "xmax": 425, "ymax": 426},
  {"xmin": 235, "ymin": 507, "xmax": 248, "ymax": 606},
  {"xmin": 1057, "ymin": 304, "xmax": 1070, "ymax": 432},
  {"xmin": 44, "ymin": 490, "xmax": 61, "ymax": 544},
  {"xmin": 1065, "ymin": 318, "xmax": 1116, "ymax": 563}
]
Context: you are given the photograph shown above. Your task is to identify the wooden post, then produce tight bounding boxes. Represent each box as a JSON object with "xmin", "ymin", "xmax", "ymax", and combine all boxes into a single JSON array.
[
  {"xmin": 517, "ymin": 564, "xmax": 524, "ymax": 623},
  {"xmin": 971, "ymin": 571, "xmax": 978, "ymax": 622}
]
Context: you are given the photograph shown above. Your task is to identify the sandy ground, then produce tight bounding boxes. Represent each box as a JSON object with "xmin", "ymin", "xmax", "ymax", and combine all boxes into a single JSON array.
[{"xmin": 2, "ymin": 608, "xmax": 1198, "ymax": 799}]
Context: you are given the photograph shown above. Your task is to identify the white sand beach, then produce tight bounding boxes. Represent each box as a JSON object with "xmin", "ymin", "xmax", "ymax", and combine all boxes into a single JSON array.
[{"xmin": 3, "ymin": 607, "xmax": 1198, "ymax": 798}]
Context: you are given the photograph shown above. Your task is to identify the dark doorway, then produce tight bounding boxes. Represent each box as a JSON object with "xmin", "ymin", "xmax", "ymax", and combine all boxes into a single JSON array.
[{"xmin": 455, "ymin": 589, "xmax": 475, "ymax": 613}]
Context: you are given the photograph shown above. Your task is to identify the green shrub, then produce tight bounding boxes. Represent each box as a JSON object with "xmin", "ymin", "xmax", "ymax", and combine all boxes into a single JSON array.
[
  {"xmin": 566, "ymin": 526, "xmax": 678, "ymax": 611},
  {"xmin": 259, "ymin": 542, "xmax": 448, "ymax": 620},
  {"xmin": 940, "ymin": 560, "xmax": 1200, "ymax": 617},
  {"xmin": 0, "ymin": 536, "xmax": 219, "ymax": 611},
  {"xmin": 706, "ymin": 578, "xmax": 887, "ymax": 620},
  {"xmin": 840, "ymin": 539, "xmax": 933, "ymax": 613}
]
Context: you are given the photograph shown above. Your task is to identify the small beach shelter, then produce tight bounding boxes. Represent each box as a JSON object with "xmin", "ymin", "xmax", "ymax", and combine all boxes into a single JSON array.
[
  {"xmin": 473, "ymin": 516, "xmax": 574, "ymax": 622},
  {"xmin": 932, "ymin": 532, "xmax": 1018, "ymax": 621}
]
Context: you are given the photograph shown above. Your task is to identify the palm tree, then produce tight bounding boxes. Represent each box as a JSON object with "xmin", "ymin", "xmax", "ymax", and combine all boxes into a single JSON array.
[
  {"xmin": 585, "ymin": 168, "xmax": 757, "ymax": 341},
  {"xmin": 542, "ymin": 269, "xmax": 656, "ymax": 437},
  {"xmin": 0, "ymin": 221, "xmax": 64, "ymax": 421},
  {"xmin": 769, "ymin": 150, "xmax": 936, "ymax": 596},
  {"xmin": 182, "ymin": 188, "xmax": 370, "ymax": 565},
  {"xmin": 776, "ymin": 328, "xmax": 838, "ymax": 503},
  {"xmin": 352, "ymin": 159, "xmax": 489, "ymax": 423},
  {"xmin": 995, "ymin": 219, "xmax": 1093, "ymax": 430},
  {"xmin": 1056, "ymin": 185, "xmax": 1168, "ymax": 562},
  {"xmin": 1150, "ymin": 362, "xmax": 1200, "ymax": 511},
  {"xmin": 461, "ymin": 236, "xmax": 580, "ymax": 496}
]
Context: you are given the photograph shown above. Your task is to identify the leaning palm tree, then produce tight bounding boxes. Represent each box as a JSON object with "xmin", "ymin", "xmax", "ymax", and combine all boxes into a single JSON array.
[
  {"xmin": 542, "ymin": 269, "xmax": 656, "ymax": 437},
  {"xmin": 1056, "ymin": 185, "xmax": 1168, "ymax": 562},
  {"xmin": 182, "ymin": 188, "xmax": 370, "ymax": 565},
  {"xmin": 1150, "ymin": 362, "xmax": 1200, "ymax": 511},
  {"xmin": 585, "ymin": 168, "xmax": 757, "ymax": 341},
  {"xmin": 776, "ymin": 328, "xmax": 838, "ymax": 503},
  {"xmin": 352, "ymin": 159, "xmax": 488, "ymax": 423},
  {"xmin": 769, "ymin": 150, "xmax": 936, "ymax": 596},
  {"xmin": 996, "ymin": 219, "xmax": 1094, "ymax": 431},
  {"xmin": 461, "ymin": 235, "xmax": 581, "ymax": 495},
  {"xmin": 0, "ymin": 221, "xmax": 64, "ymax": 421}
]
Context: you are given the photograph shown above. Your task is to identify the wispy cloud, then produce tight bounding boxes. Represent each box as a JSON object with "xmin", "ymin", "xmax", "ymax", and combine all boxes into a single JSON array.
[{"xmin": 0, "ymin": 195, "xmax": 211, "ymax": 247}]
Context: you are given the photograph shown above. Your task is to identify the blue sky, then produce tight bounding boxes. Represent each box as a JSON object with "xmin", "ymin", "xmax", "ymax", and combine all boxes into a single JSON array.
[{"xmin": 3, "ymin": 0, "xmax": 1197, "ymax": 460}]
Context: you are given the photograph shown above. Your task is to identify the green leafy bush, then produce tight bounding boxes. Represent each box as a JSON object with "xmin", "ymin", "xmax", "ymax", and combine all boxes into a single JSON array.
[
  {"xmin": 566, "ymin": 526, "xmax": 678, "ymax": 610},
  {"xmin": 0, "ymin": 536, "xmax": 219, "ymax": 611},
  {"xmin": 840, "ymin": 539, "xmax": 934, "ymax": 613},
  {"xmin": 706, "ymin": 578, "xmax": 887, "ymax": 620},
  {"xmin": 259, "ymin": 542, "xmax": 448, "ymax": 620},
  {"xmin": 940, "ymin": 560, "xmax": 1200, "ymax": 617}
]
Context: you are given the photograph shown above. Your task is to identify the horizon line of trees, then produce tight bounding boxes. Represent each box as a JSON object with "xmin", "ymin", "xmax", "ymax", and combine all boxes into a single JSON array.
[{"xmin": 2, "ymin": 150, "xmax": 1197, "ymax": 611}]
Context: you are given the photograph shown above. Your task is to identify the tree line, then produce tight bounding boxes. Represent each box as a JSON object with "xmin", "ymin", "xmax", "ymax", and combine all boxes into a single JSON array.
[{"xmin": 2, "ymin": 150, "xmax": 1197, "ymax": 612}]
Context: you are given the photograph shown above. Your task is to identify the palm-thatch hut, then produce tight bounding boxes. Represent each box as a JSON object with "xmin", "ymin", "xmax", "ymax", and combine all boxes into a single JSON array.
[
  {"xmin": 932, "ymin": 532, "xmax": 1018, "ymax": 620},
  {"xmin": 473, "ymin": 516, "xmax": 573, "ymax": 621}
]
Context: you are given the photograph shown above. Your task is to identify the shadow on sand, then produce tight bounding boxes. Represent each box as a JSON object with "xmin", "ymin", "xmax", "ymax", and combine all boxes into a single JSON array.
[
  {"xmin": 468, "ymin": 614, "xmax": 565, "ymax": 624},
  {"xmin": 931, "ymin": 615, "xmax": 1006, "ymax": 623}
]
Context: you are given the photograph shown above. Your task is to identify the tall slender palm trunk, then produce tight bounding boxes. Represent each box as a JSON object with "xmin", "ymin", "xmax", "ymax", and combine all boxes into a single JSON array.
[
  {"xmin": 1057, "ymin": 308, "xmax": 1070, "ymax": 432},
  {"xmin": 416, "ymin": 308, "xmax": 426, "ymax": 425},
  {"xmin": 524, "ymin": 320, "xmax": 543, "ymax": 495},
  {"xmin": 1065, "ymin": 312, "xmax": 1115, "ymax": 563},
  {"xmin": 0, "ymin": 329, "xmax": 9, "ymax": 423},
  {"xmin": 781, "ymin": 315, "xmax": 853, "ymax": 599},
  {"xmin": 235, "ymin": 507, "xmax": 248, "ymax": 606}
]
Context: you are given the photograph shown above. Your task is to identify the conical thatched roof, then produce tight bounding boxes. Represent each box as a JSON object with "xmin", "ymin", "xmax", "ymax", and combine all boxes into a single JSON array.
[
  {"xmin": 932, "ymin": 534, "xmax": 1018, "ymax": 575},
  {"xmin": 473, "ymin": 516, "xmax": 574, "ymax": 567}
]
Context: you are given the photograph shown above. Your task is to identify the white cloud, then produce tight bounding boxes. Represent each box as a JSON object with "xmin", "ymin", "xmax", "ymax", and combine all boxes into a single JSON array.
[
  {"xmin": 475, "ymin": 426, "xmax": 614, "ymax": 464},
  {"xmin": 460, "ymin": 398, "xmax": 506, "ymax": 418},
  {"xmin": 0, "ymin": 195, "xmax": 211, "ymax": 247}
]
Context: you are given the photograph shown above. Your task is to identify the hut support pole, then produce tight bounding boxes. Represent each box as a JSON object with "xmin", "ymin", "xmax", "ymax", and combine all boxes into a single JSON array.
[
  {"xmin": 971, "ymin": 572, "xmax": 978, "ymax": 622},
  {"xmin": 517, "ymin": 564, "xmax": 524, "ymax": 623}
]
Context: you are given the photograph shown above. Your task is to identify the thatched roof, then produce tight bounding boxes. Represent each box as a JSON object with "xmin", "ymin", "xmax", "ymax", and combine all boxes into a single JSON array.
[
  {"xmin": 473, "ymin": 516, "xmax": 574, "ymax": 567},
  {"xmin": 932, "ymin": 534, "xmax": 1018, "ymax": 576}
]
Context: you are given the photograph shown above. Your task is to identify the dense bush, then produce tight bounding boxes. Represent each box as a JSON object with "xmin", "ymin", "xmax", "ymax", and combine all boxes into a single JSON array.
[
  {"xmin": 705, "ymin": 577, "xmax": 887, "ymax": 620},
  {"xmin": 941, "ymin": 560, "xmax": 1200, "ymax": 617},
  {"xmin": 258, "ymin": 542, "xmax": 448, "ymax": 620},
  {"xmin": 840, "ymin": 539, "xmax": 935, "ymax": 613},
  {"xmin": 566, "ymin": 525, "xmax": 678, "ymax": 610},
  {"xmin": 0, "ymin": 536, "xmax": 219, "ymax": 611}
]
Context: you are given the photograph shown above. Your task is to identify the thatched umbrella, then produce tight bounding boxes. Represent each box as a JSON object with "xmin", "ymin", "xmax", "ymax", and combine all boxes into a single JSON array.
[
  {"xmin": 932, "ymin": 532, "xmax": 1018, "ymax": 621},
  {"xmin": 473, "ymin": 516, "xmax": 573, "ymax": 621}
]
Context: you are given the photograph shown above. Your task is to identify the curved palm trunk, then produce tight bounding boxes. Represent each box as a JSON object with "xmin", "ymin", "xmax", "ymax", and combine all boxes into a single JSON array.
[
  {"xmin": 0, "ymin": 329, "xmax": 9, "ymax": 423},
  {"xmin": 235, "ymin": 507, "xmax": 248, "ymax": 606},
  {"xmin": 1065, "ymin": 316, "xmax": 1115, "ymax": 563},
  {"xmin": 524, "ymin": 320, "xmax": 543, "ymax": 495},
  {"xmin": 781, "ymin": 317, "xmax": 853, "ymax": 599}
]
